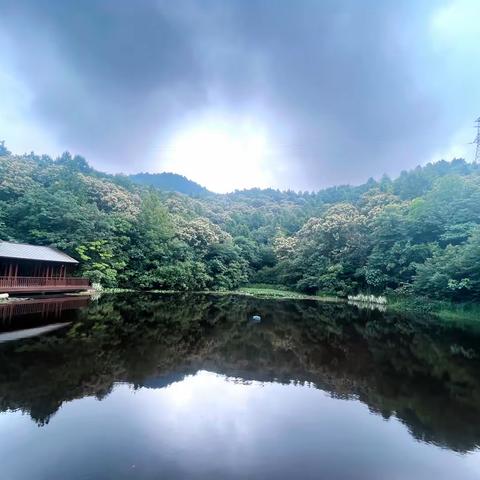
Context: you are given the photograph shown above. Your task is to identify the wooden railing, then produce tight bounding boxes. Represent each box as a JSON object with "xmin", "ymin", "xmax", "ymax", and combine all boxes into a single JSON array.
[{"xmin": 0, "ymin": 276, "xmax": 90, "ymax": 289}]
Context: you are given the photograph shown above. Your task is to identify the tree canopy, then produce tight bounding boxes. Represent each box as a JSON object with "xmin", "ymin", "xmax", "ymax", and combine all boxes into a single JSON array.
[{"xmin": 1, "ymin": 145, "xmax": 479, "ymax": 300}]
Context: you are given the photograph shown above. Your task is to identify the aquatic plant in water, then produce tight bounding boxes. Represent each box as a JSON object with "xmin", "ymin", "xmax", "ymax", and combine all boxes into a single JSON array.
[{"xmin": 347, "ymin": 294, "xmax": 387, "ymax": 305}]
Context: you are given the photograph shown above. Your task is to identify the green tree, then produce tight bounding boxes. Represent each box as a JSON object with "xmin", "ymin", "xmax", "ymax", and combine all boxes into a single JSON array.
[{"xmin": 413, "ymin": 229, "xmax": 480, "ymax": 300}]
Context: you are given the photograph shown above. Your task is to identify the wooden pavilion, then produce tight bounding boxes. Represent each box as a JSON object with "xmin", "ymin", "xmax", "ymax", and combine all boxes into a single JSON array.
[{"xmin": 0, "ymin": 241, "xmax": 90, "ymax": 294}]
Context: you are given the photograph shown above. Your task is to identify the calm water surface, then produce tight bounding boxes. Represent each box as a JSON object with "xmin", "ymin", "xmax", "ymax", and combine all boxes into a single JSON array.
[{"xmin": 1, "ymin": 293, "xmax": 480, "ymax": 480}]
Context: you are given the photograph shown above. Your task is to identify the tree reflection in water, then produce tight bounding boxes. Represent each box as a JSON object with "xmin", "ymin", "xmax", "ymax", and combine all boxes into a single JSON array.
[{"xmin": 0, "ymin": 292, "xmax": 479, "ymax": 453}]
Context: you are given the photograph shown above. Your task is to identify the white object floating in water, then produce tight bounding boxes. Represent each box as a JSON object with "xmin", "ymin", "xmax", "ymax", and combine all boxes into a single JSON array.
[{"xmin": 251, "ymin": 315, "xmax": 261, "ymax": 322}]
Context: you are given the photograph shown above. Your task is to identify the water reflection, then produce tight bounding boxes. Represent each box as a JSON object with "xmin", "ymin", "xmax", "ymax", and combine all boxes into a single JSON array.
[
  {"xmin": 0, "ymin": 293, "xmax": 480, "ymax": 479},
  {"xmin": 0, "ymin": 296, "xmax": 90, "ymax": 327}
]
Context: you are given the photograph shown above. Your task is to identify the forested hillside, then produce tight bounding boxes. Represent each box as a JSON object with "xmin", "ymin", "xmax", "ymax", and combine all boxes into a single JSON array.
[
  {"xmin": 1, "ymin": 144, "xmax": 479, "ymax": 301},
  {"xmin": 129, "ymin": 172, "xmax": 210, "ymax": 197}
]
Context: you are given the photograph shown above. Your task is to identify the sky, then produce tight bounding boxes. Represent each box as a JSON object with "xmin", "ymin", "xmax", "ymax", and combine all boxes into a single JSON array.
[{"xmin": 0, "ymin": 0, "xmax": 479, "ymax": 193}]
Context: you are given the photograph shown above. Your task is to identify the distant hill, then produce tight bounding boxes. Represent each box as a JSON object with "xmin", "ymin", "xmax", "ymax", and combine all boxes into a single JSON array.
[{"xmin": 129, "ymin": 172, "xmax": 210, "ymax": 196}]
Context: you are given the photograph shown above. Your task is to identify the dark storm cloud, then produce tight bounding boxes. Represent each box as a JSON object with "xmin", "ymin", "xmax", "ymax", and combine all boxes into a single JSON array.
[{"xmin": 0, "ymin": 0, "xmax": 472, "ymax": 189}]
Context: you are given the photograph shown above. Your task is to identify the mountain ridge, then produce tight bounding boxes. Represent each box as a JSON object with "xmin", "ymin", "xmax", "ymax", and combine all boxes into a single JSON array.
[{"xmin": 129, "ymin": 172, "xmax": 211, "ymax": 197}]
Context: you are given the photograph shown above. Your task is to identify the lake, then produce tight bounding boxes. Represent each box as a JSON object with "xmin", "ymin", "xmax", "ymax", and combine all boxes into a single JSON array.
[{"xmin": 1, "ymin": 293, "xmax": 480, "ymax": 480}]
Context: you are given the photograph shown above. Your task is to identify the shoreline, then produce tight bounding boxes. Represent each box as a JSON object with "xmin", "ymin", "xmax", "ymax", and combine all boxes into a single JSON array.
[
  {"xmin": 101, "ymin": 285, "xmax": 480, "ymax": 324},
  {"xmin": 3, "ymin": 285, "xmax": 477, "ymax": 324}
]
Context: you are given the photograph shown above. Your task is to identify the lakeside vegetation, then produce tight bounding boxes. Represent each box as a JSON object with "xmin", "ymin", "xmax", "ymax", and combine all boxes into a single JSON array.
[
  {"xmin": 388, "ymin": 297, "xmax": 480, "ymax": 324},
  {"xmin": 1, "ymin": 141, "xmax": 480, "ymax": 312}
]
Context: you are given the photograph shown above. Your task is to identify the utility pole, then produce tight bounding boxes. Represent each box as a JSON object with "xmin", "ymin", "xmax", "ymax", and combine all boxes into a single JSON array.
[{"xmin": 473, "ymin": 117, "xmax": 480, "ymax": 163}]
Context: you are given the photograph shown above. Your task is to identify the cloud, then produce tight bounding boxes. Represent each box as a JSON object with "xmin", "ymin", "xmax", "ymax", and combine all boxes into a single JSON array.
[{"xmin": 0, "ymin": 0, "xmax": 479, "ymax": 190}]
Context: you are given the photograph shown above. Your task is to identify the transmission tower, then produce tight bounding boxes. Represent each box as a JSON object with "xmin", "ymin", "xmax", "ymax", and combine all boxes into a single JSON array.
[{"xmin": 473, "ymin": 117, "xmax": 480, "ymax": 163}]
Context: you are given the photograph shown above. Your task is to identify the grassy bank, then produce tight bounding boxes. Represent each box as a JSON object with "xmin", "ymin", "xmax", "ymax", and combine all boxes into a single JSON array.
[
  {"xmin": 388, "ymin": 296, "xmax": 480, "ymax": 323},
  {"xmin": 231, "ymin": 284, "xmax": 339, "ymax": 302}
]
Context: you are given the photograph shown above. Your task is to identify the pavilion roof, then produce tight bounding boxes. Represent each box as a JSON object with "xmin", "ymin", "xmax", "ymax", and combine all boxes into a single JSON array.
[{"xmin": 0, "ymin": 241, "xmax": 79, "ymax": 264}]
